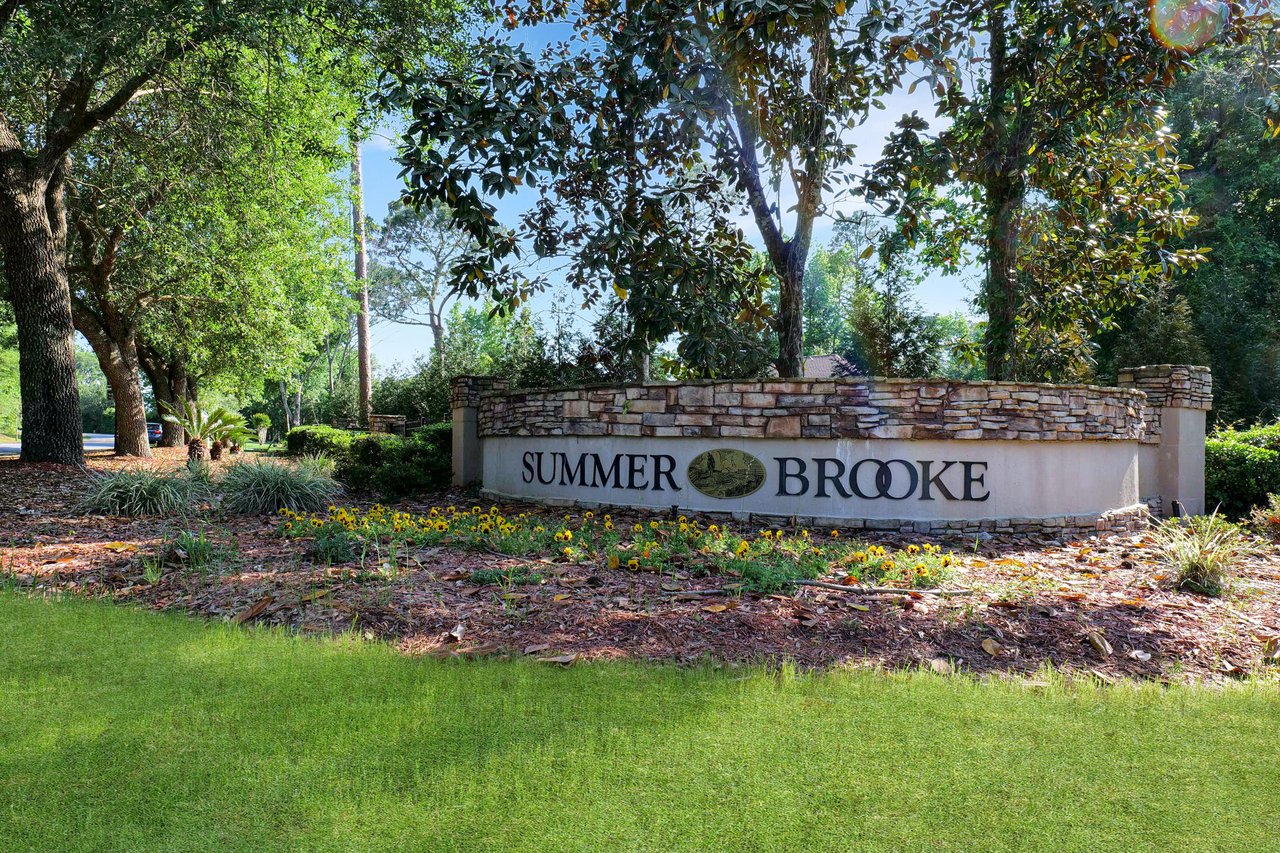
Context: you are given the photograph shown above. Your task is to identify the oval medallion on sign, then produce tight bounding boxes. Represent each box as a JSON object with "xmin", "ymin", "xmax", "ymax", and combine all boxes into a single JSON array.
[{"xmin": 687, "ymin": 449, "xmax": 766, "ymax": 499}]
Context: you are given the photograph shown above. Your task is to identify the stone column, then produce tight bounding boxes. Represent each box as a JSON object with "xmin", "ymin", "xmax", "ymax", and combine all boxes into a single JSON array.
[
  {"xmin": 449, "ymin": 376, "xmax": 506, "ymax": 487},
  {"xmin": 1117, "ymin": 365, "xmax": 1213, "ymax": 517}
]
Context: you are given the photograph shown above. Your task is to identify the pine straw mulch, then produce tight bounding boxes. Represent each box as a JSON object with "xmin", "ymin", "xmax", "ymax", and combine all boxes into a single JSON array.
[{"xmin": 2, "ymin": 451, "xmax": 1278, "ymax": 684}]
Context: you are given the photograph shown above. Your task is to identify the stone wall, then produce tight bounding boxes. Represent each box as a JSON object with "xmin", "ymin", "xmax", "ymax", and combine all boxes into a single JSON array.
[
  {"xmin": 468, "ymin": 377, "xmax": 1147, "ymax": 442},
  {"xmin": 1117, "ymin": 365, "xmax": 1213, "ymax": 445}
]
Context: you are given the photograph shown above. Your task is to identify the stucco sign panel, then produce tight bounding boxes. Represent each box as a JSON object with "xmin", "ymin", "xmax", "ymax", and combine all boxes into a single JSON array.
[{"xmin": 484, "ymin": 436, "xmax": 1140, "ymax": 523}]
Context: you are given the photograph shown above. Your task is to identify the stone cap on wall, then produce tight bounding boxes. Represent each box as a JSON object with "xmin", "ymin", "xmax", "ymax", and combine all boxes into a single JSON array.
[
  {"xmin": 454, "ymin": 376, "xmax": 1151, "ymax": 442},
  {"xmin": 1116, "ymin": 365, "xmax": 1212, "ymax": 445}
]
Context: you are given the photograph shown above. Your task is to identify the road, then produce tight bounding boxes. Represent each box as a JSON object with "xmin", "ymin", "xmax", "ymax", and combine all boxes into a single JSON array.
[{"xmin": 0, "ymin": 433, "xmax": 115, "ymax": 458}]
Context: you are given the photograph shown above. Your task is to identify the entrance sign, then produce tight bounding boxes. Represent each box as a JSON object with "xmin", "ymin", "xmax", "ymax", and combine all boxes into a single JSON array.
[{"xmin": 453, "ymin": 367, "xmax": 1212, "ymax": 536}]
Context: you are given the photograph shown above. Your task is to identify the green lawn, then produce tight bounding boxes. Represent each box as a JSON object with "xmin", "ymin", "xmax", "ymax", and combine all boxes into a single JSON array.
[{"xmin": 1, "ymin": 594, "xmax": 1277, "ymax": 852}]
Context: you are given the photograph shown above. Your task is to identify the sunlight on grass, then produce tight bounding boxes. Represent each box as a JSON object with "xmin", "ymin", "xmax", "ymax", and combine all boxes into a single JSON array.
[{"xmin": 1, "ymin": 593, "xmax": 1277, "ymax": 852}]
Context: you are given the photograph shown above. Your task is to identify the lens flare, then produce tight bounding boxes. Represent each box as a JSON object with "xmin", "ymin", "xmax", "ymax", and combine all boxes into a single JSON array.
[{"xmin": 1150, "ymin": 0, "xmax": 1229, "ymax": 52}]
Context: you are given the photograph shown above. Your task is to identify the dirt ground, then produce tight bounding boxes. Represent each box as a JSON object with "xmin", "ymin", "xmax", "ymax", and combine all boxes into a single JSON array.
[{"xmin": 3, "ymin": 450, "xmax": 1278, "ymax": 683}]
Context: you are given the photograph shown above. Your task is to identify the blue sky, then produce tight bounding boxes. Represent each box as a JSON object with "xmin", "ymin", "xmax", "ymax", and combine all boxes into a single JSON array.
[{"xmin": 360, "ymin": 28, "xmax": 980, "ymax": 374}]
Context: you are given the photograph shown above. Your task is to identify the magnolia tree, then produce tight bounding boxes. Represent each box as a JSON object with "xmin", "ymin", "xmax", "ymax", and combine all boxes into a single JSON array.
[
  {"xmin": 390, "ymin": 0, "xmax": 1274, "ymax": 382},
  {"xmin": 388, "ymin": 0, "xmax": 921, "ymax": 377}
]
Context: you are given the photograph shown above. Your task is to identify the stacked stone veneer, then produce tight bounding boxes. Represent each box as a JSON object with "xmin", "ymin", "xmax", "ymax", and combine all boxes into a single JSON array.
[
  {"xmin": 453, "ymin": 368, "xmax": 1212, "ymax": 537},
  {"xmin": 461, "ymin": 377, "xmax": 1147, "ymax": 442},
  {"xmin": 1116, "ymin": 365, "xmax": 1212, "ymax": 444}
]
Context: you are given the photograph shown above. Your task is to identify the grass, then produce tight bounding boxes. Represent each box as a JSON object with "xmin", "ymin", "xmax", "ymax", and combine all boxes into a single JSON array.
[
  {"xmin": 218, "ymin": 455, "xmax": 341, "ymax": 514},
  {"xmin": 1, "ymin": 594, "xmax": 1278, "ymax": 852},
  {"xmin": 1150, "ymin": 512, "xmax": 1260, "ymax": 596},
  {"xmin": 79, "ymin": 467, "xmax": 205, "ymax": 516}
]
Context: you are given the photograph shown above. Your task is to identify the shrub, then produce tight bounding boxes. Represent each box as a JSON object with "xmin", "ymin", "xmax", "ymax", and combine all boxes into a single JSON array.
[
  {"xmin": 285, "ymin": 425, "xmax": 358, "ymax": 458},
  {"xmin": 1150, "ymin": 512, "xmax": 1260, "ymax": 596},
  {"xmin": 1205, "ymin": 438, "xmax": 1280, "ymax": 517},
  {"xmin": 1248, "ymin": 494, "xmax": 1280, "ymax": 541},
  {"xmin": 219, "ymin": 458, "xmax": 341, "ymax": 515},
  {"xmin": 335, "ymin": 423, "xmax": 452, "ymax": 498},
  {"xmin": 80, "ymin": 468, "xmax": 204, "ymax": 517}
]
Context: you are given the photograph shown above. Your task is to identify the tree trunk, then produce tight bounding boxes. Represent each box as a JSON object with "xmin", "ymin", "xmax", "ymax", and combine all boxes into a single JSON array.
[
  {"xmin": 979, "ymin": 0, "xmax": 1026, "ymax": 382},
  {"xmin": 983, "ymin": 175, "xmax": 1024, "ymax": 381},
  {"xmin": 351, "ymin": 139, "xmax": 373, "ymax": 426},
  {"xmin": 430, "ymin": 320, "xmax": 445, "ymax": 366},
  {"xmin": 76, "ymin": 311, "xmax": 151, "ymax": 458},
  {"xmin": 0, "ymin": 167, "xmax": 84, "ymax": 464},
  {"xmin": 138, "ymin": 343, "xmax": 187, "ymax": 446},
  {"xmin": 776, "ymin": 246, "xmax": 805, "ymax": 378}
]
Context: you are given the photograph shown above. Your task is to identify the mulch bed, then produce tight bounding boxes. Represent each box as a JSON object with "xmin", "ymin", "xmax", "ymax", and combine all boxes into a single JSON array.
[{"xmin": 3, "ymin": 452, "xmax": 1279, "ymax": 683}]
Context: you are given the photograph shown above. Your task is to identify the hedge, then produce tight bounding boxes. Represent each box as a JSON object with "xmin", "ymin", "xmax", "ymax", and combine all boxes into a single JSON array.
[
  {"xmin": 1205, "ymin": 423, "xmax": 1280, "ymax": 517},
  {"xmin": 285, "ymin": 425, "xmax": 358, "ymax": 457},
  {"xmin": 286, "ymin": 423, "xmax": 452, "ymax": 499}
]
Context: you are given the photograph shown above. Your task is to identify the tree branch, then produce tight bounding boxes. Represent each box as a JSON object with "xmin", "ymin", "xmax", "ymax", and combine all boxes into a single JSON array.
[
  {"xmin": 0, "ymin": 0, "xmax": 22, "ymax": 40},
  {"xmin": 38, "ymin": 27, "xmax": 217, "ymax": 178}
]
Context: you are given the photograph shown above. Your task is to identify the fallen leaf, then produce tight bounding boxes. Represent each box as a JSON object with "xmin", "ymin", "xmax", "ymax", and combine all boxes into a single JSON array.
[
  {"xmin": 522, "ymin": 643, "xmax": 550, "ymax": 655},
  {"xmin": 1086, "ymin": 630, "xmax": 1113, "ymax": 658},
  {"xmin": 234, "ymin": 595, "xmax": 273, "ymax": 625},
  {"xmin": 538, "ymin": 653, "xmax": 579, "ymax": 665},
  {"xmin": 1128, "ymin": 649, "xmax": 1152, "ymax": 662},
  {"xmin": 447, "ymin": 623, "xmax": 465, "ymax": 643},
  {"xmin": 702, "ymin": 604, "xmax": 730, "ymax": 613},
  {"xmin": 981, "ymin": 638, "xmax": 1004, "ymax": 657},
  {"xmin": 100, "ymin": 542, "xmax": 138, "ymax": 553},
  {"xmin": 929, "ymin": 657, "xmax": 952, "ymax": 674}
]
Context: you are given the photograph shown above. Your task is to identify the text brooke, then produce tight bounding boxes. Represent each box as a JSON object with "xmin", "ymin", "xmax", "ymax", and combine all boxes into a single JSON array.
[{"xmin": 775, "ymin": 457, "xmax": 989, "ymax": 502}]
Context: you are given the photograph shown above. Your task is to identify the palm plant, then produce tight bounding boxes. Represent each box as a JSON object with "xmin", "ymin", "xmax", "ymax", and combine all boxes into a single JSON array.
[
  {"xmin": 160, "ymin": 401, "xmax": 241, "ymax": 467},
  {"xmin": 204, "ymin": 405, "xmax": 252, "ymax": 459}
]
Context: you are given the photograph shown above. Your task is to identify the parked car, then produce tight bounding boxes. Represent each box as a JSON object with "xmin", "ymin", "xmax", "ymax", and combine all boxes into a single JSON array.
[{"xmin": 146, "ymin": 422, "xmax": 163, "ymax": 444}]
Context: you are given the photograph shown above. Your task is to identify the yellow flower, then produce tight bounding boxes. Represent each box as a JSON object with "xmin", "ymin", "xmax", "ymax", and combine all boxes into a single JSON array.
[
  {"xmin": 678, "ymin": 515, "xmax": 687, "ymax": 522},
  {"xmin": 907, "ymin": 544, "xmax": 919, "ymax": 555},
  {"xmin": 626, "ymin": 558, "xmax": 640, "ymax": 569},
  {"xmin": 563, "ymin": 547, "xmax": 573, "ymax": 556},
  {"xmin": 854, "ymin": 551, "xmax": 866, "ymax": 562},
  {"xmin": 736, "ymin": 541, "xmax": 750, "ymax": 556},
  {"xmin": 562, "ymin": 530, "xmax": 573, "ymax": 541},
  {"xmin": 584, "ymin": 511, "xmax": 594, "ymax": 519},
  {"xmin": 708, "ymin": 524, "xmax": 719, "ymax": 534},
  {"xmin": 633, "ymin": 523, "xmax": 643, "ymax": 533},
  {"xmin": 604, "ymin": 520, "xmax": 614, "ymax": 531},
  {"xmin": 761, "ymin": 530, "xmax": 773, "ymax": 540},
  {"xmin": 649, "ymin": 521, "xmax": 659, "ymax": 529},
  {"xmin": 678, "ymin": 523, "xmax": 688, "ymax": 533},
  {"xmin": 608, "ymin": 554, "xmax": 620, "ymax": 570}
]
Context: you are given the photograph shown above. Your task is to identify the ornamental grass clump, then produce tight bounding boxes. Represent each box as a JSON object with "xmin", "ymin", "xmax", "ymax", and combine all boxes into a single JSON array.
[
  {"xmin": 219, "ymin": 457, "xmax": 341, "ymax": 515},
  {"xmin": 1150, "ymin": 512, "xmax": 1260, "ymax": 596},
  {"xmin": 80, "ymin": 467, "xmax": 204, "ymax": 517}
]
